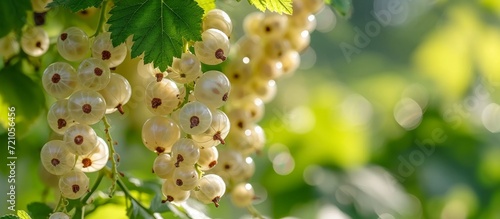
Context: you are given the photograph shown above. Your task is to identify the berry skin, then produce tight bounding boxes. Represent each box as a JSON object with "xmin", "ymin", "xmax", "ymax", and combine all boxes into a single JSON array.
[
  {"xmin": 145, "ymin": 78, "xmax": 181, "ymax": 115},
  {"xmin": 192, "ymin": 109, "xmax": 230, "ymax": 148},
  {"xmin": 203, "ymin": 9, "xmax": 233, "ymax": 37},
  {"xmin": 142, "ymin": 116, "xmax": 181, "ymax": 154},
  {"xmin": 42, "ymin": 62, "xmax": 78, "ymax": 99},
  {"xmin": 231, "ymin": 183, "xmax": 255, "ymax": 208},
  {"xmin": 40, "ymin": 140, "xmax": 75, "ymax": 176},
  {"xmin": 153, "ymin": 153, "xmax": 175, "ymax": 179},
  {"xmin": 58, "ymin": 170, "xmax": 89, "ymax": 199},
  {"xmin": 171, "ymin": 138, "xmax": 200, "ymax": 167},
  {"xmin": 161, "ymin": 179, "xmax": 190, "ymax": 204},
  {"xmin": 77, "ymin": 57, "xmax": 111, "ymax": 91},
  {"xmin": 92, "ymin": 32, "xmax": 127, "ymax": 68},
  {"xmin": 67, "ymin": 90, "xmax": 107, "ymax": 125},
  {"xmin": 47, "ymin": 99, "xmax": 77, "ymax": 135},
  {"xmin": 194, "ymin": 29, "xmax": 230, "ymax": 65},
  {"xmin": 192, "ymin": 174, "xmax": 226, "ymax": 207},
  {"xmin": 63, "ymin": 124, "xmax": 98, "ymax": 156},
  {"xmin": 99, "ymin": 73, "xmax": 132, "ymax": 114},
  {"xmin": 179, "ymin": 101, "xmax": 213, "ymax": 135},
  {"xmin": 49, "ymin": 212, "xmax": 70, "ymax": 219},
  {"xmin": 21, "ymin": 26, "xmax": 49, "ymax": 57},
  {"xmin": 57, "ymin": 27, "xmax": 90, "ymax": 61},
  {"xmin": 194, "ymin": 70, "xmax": 231, "ymax": 109},
  {"xmin": 74, "ymin": 137, "xmax": 109, "ymax": 172}
]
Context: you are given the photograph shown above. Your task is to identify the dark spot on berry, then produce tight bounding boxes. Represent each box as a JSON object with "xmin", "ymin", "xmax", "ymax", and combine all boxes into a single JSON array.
[
  {"xmin": 74, "ymin": 135, "xmax": 84, "ymax": 145},
  {"xmin": 222, "ymin": 93, "xmax": 228, "ymax": 101},
  {"xmin": 155, "ymin": 146, "xmax": 165, "ymax": 154},
  {"xmin": 233, "ymin": 73, "xmax": 240, "ymax": 79},
  {"xmin": 52, "ymin": 73, "xmax": 61, "ymax": 83},
  {"xmin": 151, "ymin": 98, "xmax": 162, "ymax": 109},
  {"xmin": 94, "ymin": 67, "xmax": 103, "ymax": 76},
  {"xmin": 190, "ymin": 116, "xmax": 200, "ymax": 128},
  {"xmin": 82, "ymin": 158, "xmax": 92, "ymax": 168},
  {"xmin": 110, "ymin": 67, "xmax": 116, "ymax": 71},
  {"xmin": 277, "ymin": 51, "xmax": 282, "ymax": 57},
  {"xmin": 265, "ymin": 26, "xmax": 271, "ymax": 32},
  {"xmin": 80, "ymin": 9, "xmax": 88, "ymax": 15},
  {"xmin": 237, "ymin": 121, "xmax": 243, "ymax": 129},
  {"xmin": 57, "ymin": 119, "xmax": 67, "ymax": 129},
  {"xmin": 176, "ymin": 179, "xmax": 183, "ymax": 186},
  {"xmin": 166, "ymin": 195, "xmax": 174, "ymax": 202},
  {"xmin": 34, "ymin": 12, "xmax": 47, "ymax": 26},
  {"xmin": 36, "ymin": 41, "xmax": 42, "ymax": 48},
  {"xmin": 213, "ymin": 131, "xmax": 225, "ymax": 144},
  {"xmin": 209, "ymin": 160, "xmax": 217, "ymax": 168},
  {"xmin": 212, "ymin": 196, "xmax": 221, "ymax": 207},
  {"xmin": 82, "ymin": 104, "xmax": 92, "ymax": 114},
  {"xmin": 215, "ymin": 49, "xmax": 226, "ymax": 61},
  {"xmin": 175, "ymin": 154, "xmax": 184, "ymax": 167},
  {"xmin": 155, "ymin": 73, "xmax": 164, "ymax": 82},
  {"xmin": 51, "ymin": 158, "xmax": 60, "ymax": 166},
  {"xmin": 72, "ymin": 184, "xmax": 80, "ymax": 193},
  {"xmin": 250, "ymin": 110, "xmax": 256, "ymax": 117},
  {"xmin": 102, "ymin": 50, "xmax": 111, "ymax": 60},
  {"xmin": 180, "ymin": 73, "xmax": 186, "ymax": 78},
  {"xmin": 60, "ymin": 33, "xmax": 68, "ymax": 41},
  {"xmin": 224, "ymin": 164, "xmax": 231, "ymax": 170}
]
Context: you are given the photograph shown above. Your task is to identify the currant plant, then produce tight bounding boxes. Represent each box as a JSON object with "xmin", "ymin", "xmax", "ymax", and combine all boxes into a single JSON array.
[{"xmin": 0, "ymin": 0, "xmax": 352, "ymax": 218}]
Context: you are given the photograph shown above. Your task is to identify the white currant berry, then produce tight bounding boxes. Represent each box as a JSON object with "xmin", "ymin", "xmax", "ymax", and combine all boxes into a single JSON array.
[
  {"xmin": 289, "ymin": 13, "xmax": 317, "ymax": 32},
  {"xmin": 42, "ymin": 62, "xmax": 78, "ymax": 99},
  {"xmin": 197, "ymin": 146, "xmax": 218, "ymax": 171},
  {"xmin": 234, "ymin": 35, "xmax": 261, "ymax": 60},
  {"xmin": 257, "ymin": 14, "xmax": 288, "ymax": 39},
  {"xmin": 68, "ymin": 90, "xmax": 107, "ymax": 125},
  {"xmin": 231, "ymin": 183, "xmax": 255, "ymax": 208},
  {"xmin": 21, "ymin": 26, "xmax": 49, "ymax": 57},
  {"xmin": 75, "ymin": 137, "xmax": 109, "ymax": 172},
  {"xmin": 141, "ymin": 116, "xmax": 181, "ymax": 154},
  {"xmin": 171, "ymin": 138, "xmax": 200, "ymax": 167},
  {"xmin": 280, "ymin": 50, "xmax": 301, "ymax": 76},
  {"xmin": 248, "ymin": 79, "xmax": 277, "ymax": 103},
  {"xmin": 243, "ymin": 12, "xmax": 265, "ymax": 36},
  {"xmin": 63, "ymin": 124, "xmax": 98, "ymax": 156},
  {"xmin": 223, "ymin": 57, "xmax": 252, "ymax": 86},
  {"xmin": 92, "ymin": 32, "xmax": 127, "ymax": 68},
  {"xmin": 179, "ymin": 101, "xmax": 212, "ymax": 135},
  {"xmin": 59, "ymin": 169, "xmax": 89, "ymax": 199},
  {"xmin": 145, "ymin": 78, "xmax": 181, "ymax": 115},
  {"xmin": 153, "ymin": 153, "xmax": 175, "ymax": 179},
  {"xmin": 47, "ymin": 99, "xmax": 77, "ymax": 135},
  {"xmin": 167, "ymin": 53, "xmax": 202, "ymax": 84},
  {"xmin": 194, "ymin": 70, "xmax": 231, "ymax": 109},
  {"xmin": 211, "ymin": 149, "xmax": 244, "ymax": 179},
  {"xmin": 194, "ymin": 29, "xmax": 230, "ymax": 65},
  {"xmin": 192, "ymin": 109, "xmax": 230, "ymax": 148},
  {"xmin": 77, "ymin": 57, "xmax": 111, "ymax": 90},
  {"xmin": 99, "ymin": 73, "xmax": 132, "ymax": 114},
  {"xmin": 49, "ymin": 212, "xmax": 70, "ymax": 219},
  {"xmin": 192, "ymin": 174, "xmax": 226, "ymax": 207},
  {"xmin": 252, "ymin": 58, "xmax": 284, "ymax": 80},
  {"xmin": 40, "ymin": 140, "xmax": 75, "ymax": 176},
  {"xmin": 302, "ymin": 0, "xmax": 325, "ymax": 14},
  {"xmin": 227, "ymin": 96, "xmax": 265, "ymax": 123},
  {"xmin": 227, "ymin": 124, "xmax": 265, "ymax": 156},
  {"xmin": 172, "ymin": 165, "xmax": 199, "ymax": 191},
  {"xmin": 162, "ymin": 179, "xmax": 190, "ymax": 204},
  {"xmin": 57, "ymin": 27, "xmax": 90, "ymax": 61},
  {"xmin": 203, "ymin": 9, "xmax": 233, "ymax": 37},
  {"xmin": 0, "ymin": 33, "xmax": 20, "ymax": 61},
  {"xmin": 285, "ymin": 29, "xmax": 310, "ymax": 52}
]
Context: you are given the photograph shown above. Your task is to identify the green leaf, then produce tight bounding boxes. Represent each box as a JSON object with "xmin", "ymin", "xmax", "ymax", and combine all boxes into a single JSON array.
[
  {"xmin": 327, "ymin": 0, "xmax": 353, "ymax": 17},
  {"xmin": 247, "ymin": 0, "xmax": 292, "ymax": 15},
  {"xmin": 108, "ymin": 0, "xmax": 204, "ymax": 72},
  {"xmin": 0, "ymin": 215, "xmax": 19, "ymax": 219},
  {"xmin": 0, "ymin": 0, "xmax": 31, "ymax": 38},
  {"xmin": 47, "ymin": 0, "xmax": 103, "ymax": 12},
  {"xmin": 16, "ymin": 211, "xmax": 30, "ymax": 219},
  {"xmin": 196, "ymin": 0, "xmax": 216, "ymax": 14},
  {"xmin": 149, "ymin": 194, "xmax": 170, "ymax": 213},
  {"xmin": 0, "ymin": 63, "xmax": 46, "ymax": 135},
  {"xmin": 27, "ymin": 202, "xmax": 52, "ymax": 219},
  {"xmin": 127, "ymin": 199, "xmax": 155, "ymax": 219}
]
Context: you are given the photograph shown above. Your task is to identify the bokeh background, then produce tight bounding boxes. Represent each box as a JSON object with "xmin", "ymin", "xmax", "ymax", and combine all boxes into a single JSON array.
[{"xmin": 2, "ymin": 0, "xmax": 500, "ymax": 218}]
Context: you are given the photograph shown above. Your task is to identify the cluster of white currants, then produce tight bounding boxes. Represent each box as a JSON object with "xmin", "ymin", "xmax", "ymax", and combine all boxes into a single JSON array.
[
  {"xmin": 139, "ymin": 9, "xmax": 233, "ymax": 207},
  {"xmin": 219, "ymin": 0, "xmax": 325, "ymax": 208},
  {"xmin": 40, "ymin": 26, "xmax": 131, "ymax": 208}
]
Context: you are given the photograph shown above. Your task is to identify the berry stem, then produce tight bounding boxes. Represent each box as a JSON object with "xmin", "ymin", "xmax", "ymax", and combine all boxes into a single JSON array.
[
  {"xmin": 194, "ymin": 163, "xmax": 204, "ymax": 179},
  {"xmin": 92, "ymin": 0, "xmax": 108, "ymax": 37},
  {"xmin": 102, "ymin": 115, "xmax": 120, "ymax": 197},
  {"xmin": 247, "ymin": 205, "xmax": 265, "ymax": 219},
  {"xmin": 53, "ymin": 193, "xmax": 67, "ymax": 213},
  {"xmin": 114, "ymin": 171, "xmax": 155, "ymax": 215}
]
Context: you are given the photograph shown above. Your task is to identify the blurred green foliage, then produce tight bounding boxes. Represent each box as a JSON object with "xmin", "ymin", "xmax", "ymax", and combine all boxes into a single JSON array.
[{"xmin": 2, "ymin": 0, "xmax": 500, "ymax": 218}]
